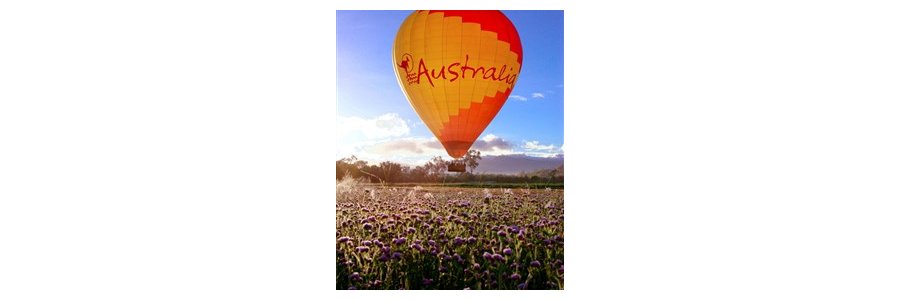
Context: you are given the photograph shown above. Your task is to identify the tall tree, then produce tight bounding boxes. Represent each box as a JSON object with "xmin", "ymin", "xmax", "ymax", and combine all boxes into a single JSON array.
[
  {"xmin": 378, "ymin": 161, "xmax": 402, "ymax": 183},
  {"xmin": 423, "ymin": 156, "xmax": 447, "ymax": 181},
  {"xmin": 461, "ymin": 150, "xmax": 482, "ymax": 173}
]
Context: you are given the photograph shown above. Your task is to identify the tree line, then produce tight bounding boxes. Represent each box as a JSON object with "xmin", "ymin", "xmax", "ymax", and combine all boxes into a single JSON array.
[{"xmin": 336, "ymin": 150, "xmax": 563, "ymax": 184}]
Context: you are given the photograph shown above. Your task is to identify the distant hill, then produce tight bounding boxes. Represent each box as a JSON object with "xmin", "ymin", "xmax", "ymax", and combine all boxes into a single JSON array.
[{"xmin": 474, "ymin": 154, "xmax": 564, "ymax": 175}]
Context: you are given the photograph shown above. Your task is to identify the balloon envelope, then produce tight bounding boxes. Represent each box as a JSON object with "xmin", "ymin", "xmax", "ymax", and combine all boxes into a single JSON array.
[{"xmin": 392, "ymin": 10, "xmax": 522, "ymax": 158}]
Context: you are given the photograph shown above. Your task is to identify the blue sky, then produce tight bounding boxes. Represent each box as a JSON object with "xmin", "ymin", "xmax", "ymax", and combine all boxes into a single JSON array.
[{"xmin": 337, "ymin": 10, "xmax": 563, "ymax": 165}]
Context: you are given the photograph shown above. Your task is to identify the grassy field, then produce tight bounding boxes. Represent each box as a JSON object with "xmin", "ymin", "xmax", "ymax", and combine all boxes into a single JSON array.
[
  {"xmin": 382, "ymin": 182, "xmax": 563, "ymax": 190},
  {"xmin": 336, "ymin": 181, "xmax": 564, "ymax": 290}
]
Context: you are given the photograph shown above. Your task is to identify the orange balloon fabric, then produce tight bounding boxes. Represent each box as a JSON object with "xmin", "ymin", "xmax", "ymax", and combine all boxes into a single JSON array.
[{"xmin": 393, "ymin": 10, "xmax": 522, "ymax": 158}]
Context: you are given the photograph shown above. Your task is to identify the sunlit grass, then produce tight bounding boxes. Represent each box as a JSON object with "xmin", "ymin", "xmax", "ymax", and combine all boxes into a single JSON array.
[{"xmin": 336, "ymin": 184, "xmax": 564, "ymax": 290}]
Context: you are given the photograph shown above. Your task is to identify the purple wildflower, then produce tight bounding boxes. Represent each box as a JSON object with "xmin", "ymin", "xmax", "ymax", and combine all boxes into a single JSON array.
[
  {"xmin": 502, "ymin": 248, "xmax": 512, "ymax": 255},
  {"xmin": 510, "ymin": 273, "xmax": 521, "ymax": 280},
  {"xmin": 530, "ymin": 260, "xmax": 542, "ymax": 267},
  {"xmin": 337, "ymin": 236, "xmax": 350, "ymax": 243},
  {"xmin": 362, "ymin": 223, "xmax": 372, "ymax": 230},
  {"xmin": 356, "ymin": 246, "xmax": 369, "ymax": 253}
]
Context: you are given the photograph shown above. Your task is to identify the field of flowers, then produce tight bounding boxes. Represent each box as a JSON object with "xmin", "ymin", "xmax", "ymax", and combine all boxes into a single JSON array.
[{"xmin": 336, "ymin": 183, "xmax": 564, "ymax": 290}]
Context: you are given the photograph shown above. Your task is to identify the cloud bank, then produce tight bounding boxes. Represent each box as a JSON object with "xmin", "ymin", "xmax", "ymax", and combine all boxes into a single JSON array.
[{"xmin": 337, "ymin": 113, "xmax": 410, "ymax": 140}]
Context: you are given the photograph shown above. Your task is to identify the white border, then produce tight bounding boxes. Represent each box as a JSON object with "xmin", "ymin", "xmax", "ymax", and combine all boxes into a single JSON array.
[{"xmin": 2, "ymin": 1, "xmax": 899, "ymax": 299}]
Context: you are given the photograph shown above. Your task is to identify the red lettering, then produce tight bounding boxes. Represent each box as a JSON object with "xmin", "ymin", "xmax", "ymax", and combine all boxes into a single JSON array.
[
  {"xmin": 483, "ymin": 67, "xmax": 497, "ymax": 80},
  {"xmin": 447, "ymin": 63, "xmax": 460, "ymax": 82},
  {"xmin": 505, "ymin": 71, "xmax": 517, "ymax": 84},
  {"xmin": 403, "ymin": 54, "xmax": 517, "ymax": 86},
  {"xmin": 497, "ymin": 65, "xmax": 509, "ymax": 82},
  {"xmin": 417, "ymin": 59, "xmax": 434, "ymax": 87},
  {"xmin": 460, "ymin": 55, "xmax": 475, "ymax": 79},
  {"xmin": 430, "ymin": 66, "xmax": 446, "ymax": 81},
  {"xmin": 473, "ymin": 67, "xmax": 486, "ymax": 79}
]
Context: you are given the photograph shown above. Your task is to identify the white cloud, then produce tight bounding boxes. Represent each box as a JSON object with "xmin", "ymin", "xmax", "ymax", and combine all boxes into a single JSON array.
[
  {"xmin": 336, "ymin": 137, "xmax": 446, "ymax": 165},
  {"xmin": 337, "ymin": 133, "xmax": 562, "ymax": 166},
  {"xmin": 360, "ymin": 134, "xmax": 518, "ymax": 162},
  {"xmin": 509, "ymin": 95, "xmax": 527, "ymax": 101},
  {"xmin": 531, "ymin": 92, "xmax": 544, "ymax": 99},
  {"xmin": 523, "ymin": 152, "xmax": 564, "ymax": 158},
  {"xmin": 472, "ymin": 134, "xmax": 517, "ymax": 156},
  {"xmin": 522, "ymin": 140, "xmax": 564, "ymax": 158},
  {"xmin": 337, "ymin": 113, "xmax": 410, "ymax": 139},
  {"xmin": 523, "ymin": 140, "xmax": 556, "ymax": 151},
  {"xmin": 368, "ymin": 137, "xmax": 444, "ymax": 155}
]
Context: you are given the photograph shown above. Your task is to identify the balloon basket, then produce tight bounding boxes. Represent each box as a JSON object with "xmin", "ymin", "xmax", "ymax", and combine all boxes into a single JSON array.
[{"xmin": 447, "ymin": 160, "xmax": 466, "ymax": 173}]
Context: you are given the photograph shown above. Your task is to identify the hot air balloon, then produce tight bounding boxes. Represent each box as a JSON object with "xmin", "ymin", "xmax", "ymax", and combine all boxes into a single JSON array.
[{"xmin": 392, "ymin": 10, "xmax": 522, "ymax": 172}]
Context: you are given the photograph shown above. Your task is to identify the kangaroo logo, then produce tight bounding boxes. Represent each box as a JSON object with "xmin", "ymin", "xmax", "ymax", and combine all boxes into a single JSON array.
[{"xmin": 397, "ymin": 53, "xmax": 418, "ymax": 84}]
